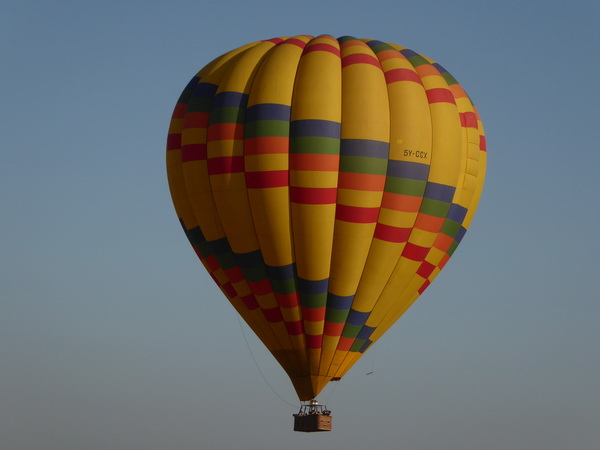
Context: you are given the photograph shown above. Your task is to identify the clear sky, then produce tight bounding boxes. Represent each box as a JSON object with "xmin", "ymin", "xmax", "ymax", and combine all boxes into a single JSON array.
[{"xmin": 2, "ymin": 0, "xmax": 599, "ymax": 449}]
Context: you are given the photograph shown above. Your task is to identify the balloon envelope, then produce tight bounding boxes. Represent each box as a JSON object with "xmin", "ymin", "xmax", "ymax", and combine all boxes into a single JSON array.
[{"xmin": 166, "ymin": 35, "xmax": 486, "ymax": 401}]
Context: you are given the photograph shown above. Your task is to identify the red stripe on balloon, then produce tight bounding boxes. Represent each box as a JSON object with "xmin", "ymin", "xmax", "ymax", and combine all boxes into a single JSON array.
[
  {"xmin": 222, "ymin": 282, "xmax": 237, "ymax": 299},
  {"xmin": 224, "ymin": 266, "xmax": 244, "ymax": 283},
  {"xmin": 480, "ymin": 135, "xmax": 487, "ymax": 151},
  {"xmin": 341, "ymin": 53, "xmax": 381, "ymax": 69},
  {"xmin": 384, "ymin": 68, "xmax": 423, "ymax": 85},
  {"xmin": 290, "ymin": 187, "xmax": 337, "ymax": 204},
  {"xmin": 247, "ymin": 278, "xmax": 272, "ymax": 296},
  {"xmin": 283, "ymin": 38, "xmax": 308, "ymax": 49},
  {"xmin": 302, "ymin": 306, "xmax": 325, "ymax": 322},
  {"xmin": 374, "ymin": 223, "xmax": 411, "ymax": 243},
  {"xmin": 245, "ymin": 170, "xmax": 288, "ymax": 188},
  {"xmin": 183, "ymin": 111, "xmax": 210, "ymax": 128},
  {"xmin": 426, "ymin": 88, "xmax": 456, "ymax": 104},
  {"xmin": 204, "ymin": 254, "xmax": 220, "ymax": 271},
  {"xmin": 263, "ymin": 37, "xmax": 284, "ymax": 45},
  {"xmin": 207, "ymin": 156, "xmax": 244, "ymax": 175},
  {"xmin": 207, "ymin": 123, "xmax": 245, "ymax": 141},
  {"xmin": 172, "ymin": 102, "xmax": 187, "ymax": 118},
  {"xmin": 460, "ymin": 111, "xmax": 478, "ymax": 128},
  {"xmin": 181, "ymin": 143, "xmax": 207, "ymax": 162},
  {"xmin": 324, "ymin": 321, "xmax": 345, "ymax": 336},
  {"xmin": 276, "ymin": 293, "xmax": 300, "ymax": 309},
  {"xmin": 335, "ymin": 205, "xmax": 380, "ymax": 223},
  {"xmin": 303, "ymin": 43, "xmax": 341, "ymax": 58},
  {"xmin": 263, "ymin": 307, "xmax": 283, "ymax": 323},
  {"xmin": 285, "ymin": 320, "xmax": 304, "ymax": 335},
  {"xmin": 305, "ymin": 334, "xmax": 323, "ymax": 349},
  {"xmin": 403, "ymin": 242, "xmax": 429, "ymax": 261},
  {"xmin": 166, "ymin": 134, "xmax": 181, "ymax": 151},
  {"xmin": 417, "ymin": 261, "xmax": 436, "ymax": 279},
  {"xmin": 241, "ymin": 294, "xmax": 260, "ymax": 310},
  {"xmin": 418, "ymin": 279, "xmax": 431, "ymax": 294}
]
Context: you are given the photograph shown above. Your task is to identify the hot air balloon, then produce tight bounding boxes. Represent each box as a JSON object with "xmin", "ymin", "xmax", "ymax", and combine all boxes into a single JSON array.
[{"xmin": 166, "ymin": 35, "xmax": 486, "ymax": 428}]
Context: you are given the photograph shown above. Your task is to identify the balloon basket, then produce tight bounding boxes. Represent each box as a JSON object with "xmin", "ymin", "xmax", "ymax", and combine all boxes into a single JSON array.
[{"xmin": 293, "ymin": 400, "xmax": 332, "ymax": 432}]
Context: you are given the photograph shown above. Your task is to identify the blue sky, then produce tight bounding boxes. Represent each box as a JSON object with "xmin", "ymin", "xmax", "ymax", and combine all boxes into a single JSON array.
[{"xmin": 2, "ymin": 0, "xmax": 599, "ymax": 448}]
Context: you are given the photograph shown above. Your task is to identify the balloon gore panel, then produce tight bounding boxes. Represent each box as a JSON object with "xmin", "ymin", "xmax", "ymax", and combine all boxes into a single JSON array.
[{"xmin": 166, "ymin": 35, "xmax": 486, "ymax": 401}]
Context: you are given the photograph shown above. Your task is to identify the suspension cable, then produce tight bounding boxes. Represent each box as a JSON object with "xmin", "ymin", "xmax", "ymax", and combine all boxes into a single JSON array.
[{"xmin": 235, "ymin": 314, "xmax": 297, "ymax": 408}]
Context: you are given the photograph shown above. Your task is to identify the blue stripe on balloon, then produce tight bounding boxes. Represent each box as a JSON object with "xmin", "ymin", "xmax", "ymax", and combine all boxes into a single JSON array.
[
  {"xmin": 340, "ymin": 139, "xmax": 389, "ymax": 159},
  {"xmin": 327, "ymin": 294, "xmax": 354, "ymax": 310},
  {"xmin": 447, "ymin": 203, "xmax": 468, "ymax": 223},
  {"xmin": 246, "ymin": 103, "xmax": 291, "ymax": 122},
  {"xmin": 235, "ymin": 249, "xmax": 264, "ymax": 269},
  {"xmin": 386, "ymin": 160, "xmax": 429, "ymax": 180},
  {"xmin": 359, "ymin": 339, "xmax": 373, "ymax": 353},
  {"xmin": 399, "ymin": 49, "xmax": 420, "ymax": 59},
  {"xmin": 290, "ymin": 119, "xmax": 341, "ymax": 138},
  {"xmin": 208, "ymin": 237, "xmax": 232, "ymax": 255},
  {"xmin": 346, "ymin": 309, "xmax": 369, "ymax": 326},
  {"xmin": 455, "ymin": 226, "xmax": 467, "ymax": 243},
  {"xmin": 266, "ymin": 263, "xmax": 296, "ymax": 281},
  {"xmin": 424, "ymin": 182, "xmax": 455, "ymax": 202},
  {"xmin": 212, "ymin": 91, "xmax": 248, "ymax": 108},
  {"xmin": 357, "ymin": 325, "xmax": 375, "ymax": 340},
  {"xmin": 297, "ymin": 278, "xmax": 329, "ymax": 295},
  {"xmin": 192, "ymin": 82, "xmax": 218, "ymax": 98}
]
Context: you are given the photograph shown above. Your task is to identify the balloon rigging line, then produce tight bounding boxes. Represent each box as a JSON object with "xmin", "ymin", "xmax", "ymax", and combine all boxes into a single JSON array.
[
  {"xmin": 321, "ymin": 377, "xmax": 339, "ymax": 406},
  {"xmin": 235, "ymin": 313, "xmax": 297, "ymax": 408}
]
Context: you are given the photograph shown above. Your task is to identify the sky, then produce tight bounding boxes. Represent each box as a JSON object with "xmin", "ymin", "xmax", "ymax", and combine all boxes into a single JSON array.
[{"xmin": 1, "ymin": 0, "xmax": 599, "ymax": 449}]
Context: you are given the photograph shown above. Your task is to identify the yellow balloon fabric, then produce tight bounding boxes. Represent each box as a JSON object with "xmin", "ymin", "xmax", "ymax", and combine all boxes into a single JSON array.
[{"xmin": 166, "ymin": 35, "xmax": 486, "ymax": 401}]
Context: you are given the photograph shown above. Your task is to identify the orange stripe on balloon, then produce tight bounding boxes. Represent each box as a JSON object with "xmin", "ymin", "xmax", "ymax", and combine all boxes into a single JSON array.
[
  {"xmin": 207, "ymin": 123, "xmax": 245, "ymax": 141},
  {"xmin": 244, "ymin": 136, "xmax": 289, "ymax": 155},
  {"xmin": 338, "ymin": 173, "xmax": 386, "ymax": 191},
  {"xmin": 183, "ymin": 111, "xmax": 210, "ymax": 128},
  {"xmin": 415, "ymin": 64, "xmax": 441, "ymax": 78},
  {"xmin": 381, "ymin": 192, "xmax": 423, "ymax": 212},
  {"xmin": 374, "ymin": 49, "xmax": 406, "ymax": 63},
  {"xmin": 449, "ymin": 84, "xmax": 468, "ymax": 99},
  {"xmin": 290, "ymin": 153, "xmax": 339, "ymax": 171},
  {"xmin": 302, "ymin": 307, "xmax": 326, "ymax": 322},
  {"xmin": 433, "ymin": 233, "xmax": 454, "ymax": 252},
  {"xmin": 414, "ymin": 214, "xmax": 446, "ymax": 233},
  {"xmin": 337, "ymin": 336, "xmax": 354, "ymax": 351},
  {"xmin": 324, "ymin": 321, "xmax": 345, "ymax": 336}
]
